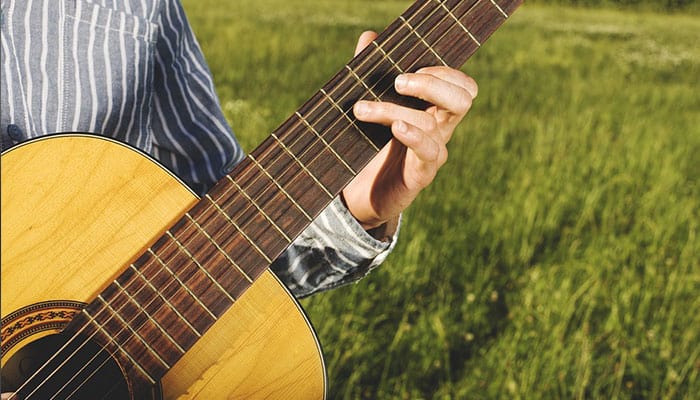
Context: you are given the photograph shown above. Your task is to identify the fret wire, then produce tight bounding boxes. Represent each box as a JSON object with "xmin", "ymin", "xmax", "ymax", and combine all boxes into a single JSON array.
[
  {"xmin": 256, "ymin": 0, "xmax": 507, "ymax": 216},
  {"xmin": 271, "ymin": 132, "xmax": 332, "ymax": 211},
  {"xmin": 361, "ymin": 0, "xmax": 493, "ymax": 99},
  {"xmin": 371, "ymin": 41, "xmax": 405, "ymax": 73},
  {"xmin": 68, "ymin": 5, "xmax": 507, "ymax": 396},
  {"xmin": 295, "ymin": 109, "xmax": 363, "ymax": 171},
  {"xmin": 345, "ymin": 65, "xmax": 381, "ymax": 102},
  {"xmin": 319, "ymin": 3, "xmax": 448, "ymax": 115},
  {"xmin": 281, "ymin": 5, "xmax": 440, "ymax": 163},
  {"xmin": 80, "ymin": 309, "xmax": 158, "ymax": 384},
  {"xmin": 141, "ymin": 251, "xmax": 217, "ymax": 326},
  {"xmin": 236, "ymin": 157, "xmax": 293, "ymax": 242},
  {"xmin": 204, "ymin": 191, "xmax": 282, "ymax": 263},
  {"xmin": 259, "ymin": 0, "xmax": 477, "ymax": 187},
  {"xmin": 488, "ymin": 0, "xmax": 509, "ymax": 18},
  {"xmin": 304, "ymin": 0, "xmax": 510, "ymax": 181},
  {"xmin": 56, "ymin": 242, "xmax": 233, "ymax": 397},
  {"xmin": 165, "ymin": 230, "xmax": 237, "ymax": 303},
  {"xmin": 185, "ymin": 210, "xmax": 262, "ymax": 277},
  {"xmin": 195, "ymin": 0, "xmax": 505, "ymax": 282},
  {"xmin": 206, "ymin": 189, "xmax": 271, "ymax": 268},
  {"xmin": 15, "ymin": 256, "xmax": 186, "ymax": 398},
  {"xmin": 243, "ymin": 155, "xmax": 312, "ymax": 228},
  {"xmin": 445, "ymin": 0, "xmax": 506, "ymax": 54},
  {"xmin": 203, "ymin": 0, "xmax": 471, "ymax": 248},
  {"xmin": 352, "ymin": 0, "xmax": 480, "ymax": 91},
  {"xmin": 24, "ymin": 6, "xmax": 518, "ymax": 396},
  {"xmin": 95, "ymin": 292, "xmax": 179, "ymax": 366},
  {"xmin": 398, "ymin": 15, "xmax": 449, "ymax": 67},
  {"xmin": 317, "ymin": 90, "xmax": 380, "ymax": 153},
  {"xmin": 226, "ymin": 2, "xmax": 442, "ymax": 214},
  {"xmin": 205, "ymin": 198, "xmax": 275, "ymax": 269},
  {"xmin": 436, "ymin": 0, "xmax": 481, "ymax": 46},
  {"xmin": 285, "ymin": 5, "xmax": 446, "ymax": 160},
  {"xmin": 253, "ymin": 145, "xmax": 334, "ymax": 203}
]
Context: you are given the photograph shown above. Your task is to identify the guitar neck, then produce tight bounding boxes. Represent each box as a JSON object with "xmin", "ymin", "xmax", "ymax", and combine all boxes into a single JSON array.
[
  {"xmin": 68, "ymin": 0, "xmax": 523, "ymax": 385},
  {"xmin": 206, "ymin": 0, "xmax": 524, "ymax": 269}
]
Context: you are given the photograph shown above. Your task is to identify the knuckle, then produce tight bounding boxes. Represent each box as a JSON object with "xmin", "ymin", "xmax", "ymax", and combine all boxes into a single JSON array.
[
  {"xmin": 438, "ymin": 146, "xmax": 449, "ymax": 167},
  {"xmin": 455, "ymin": 90, "xmax": 473, "ymax": 115},
  {"xmin": 423, "ymin": 115, "xmax": 439, "ymax": 133},
  {"xmin": 426, "ymin": 141, "xmax": 442, "ymax": 163}
]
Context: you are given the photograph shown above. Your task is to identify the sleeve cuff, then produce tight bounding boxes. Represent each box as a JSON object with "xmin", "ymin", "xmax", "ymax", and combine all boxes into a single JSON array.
[
  {"xmin": 269, "ymin": 196, "xmax": 401, "ymax": 298},
  {"xmin": 325, "ymin": 196, "xmax": 400, "ymax": 265}
]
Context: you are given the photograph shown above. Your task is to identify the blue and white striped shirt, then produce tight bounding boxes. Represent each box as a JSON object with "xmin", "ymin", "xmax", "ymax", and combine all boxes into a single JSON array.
[{"xmin": 1, "ymin": 0, "xmax": 397, "ymax": 297}]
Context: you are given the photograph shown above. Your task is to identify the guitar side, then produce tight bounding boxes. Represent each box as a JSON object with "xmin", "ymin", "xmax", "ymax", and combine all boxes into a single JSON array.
[{"xmin": 1, "ymin": 134, "xmax": 326, "ymax": 399}]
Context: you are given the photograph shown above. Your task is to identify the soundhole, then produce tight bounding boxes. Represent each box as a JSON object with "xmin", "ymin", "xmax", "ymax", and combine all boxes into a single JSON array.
[{"xmin": 1, "ymin": 333, "xmax": 151, "ymax": 399}]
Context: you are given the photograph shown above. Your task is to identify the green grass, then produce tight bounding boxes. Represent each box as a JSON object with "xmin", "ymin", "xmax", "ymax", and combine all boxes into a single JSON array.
[{"xmin": 183, "ymin": 1, "xmax": 699, "ymax": 398}]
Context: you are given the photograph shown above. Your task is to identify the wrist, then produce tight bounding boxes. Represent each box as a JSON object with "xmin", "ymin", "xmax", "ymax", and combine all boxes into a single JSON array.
[
  {"xmin": 338, "ymin": 191, "xmax": 393, "ymax": 235},
  {"xmin": 366, "ymin": 216, "xmax": 400, "ymax": 243}
]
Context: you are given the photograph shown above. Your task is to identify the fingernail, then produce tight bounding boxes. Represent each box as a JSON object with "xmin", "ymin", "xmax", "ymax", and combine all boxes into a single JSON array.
[
  {"xmin": 395, "ymin": 120, "xmax": 408, "ymax": 134},
  {"xmin": 354, "ymin": 102, "xmax": 369, "ymax": 117},
  {"xmin": 395, "ymin": 74, "xmax": 408, "ymax": 91}
]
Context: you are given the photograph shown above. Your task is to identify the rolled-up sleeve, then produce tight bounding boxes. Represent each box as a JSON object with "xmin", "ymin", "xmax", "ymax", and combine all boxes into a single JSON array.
[
  {"xmin": 149, "ymin": 0, "xmax": 398, "ymax": 297},
  {"xmin": 271, "ymin": 198, "xmax": 400, "ymax": 298}
]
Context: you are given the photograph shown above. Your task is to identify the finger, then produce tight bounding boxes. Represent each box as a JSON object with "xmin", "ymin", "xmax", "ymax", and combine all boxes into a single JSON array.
[
  {"xmin": 354, "ymin": 31, "xmax": 378, "ymax": 56},
  {"xmin": 394, "ymin": 71, "xmax": 475, "ymax": 117},
  {"xmin": 392, "ymin": 121, "xmax": 447, "ymax": 189},
  {"xmin": 353, "ymin": 100, "xmax": 438, "ymax": 136},
  {"xmin": 414, "ymin": 66, "xmax": 478, "ymax": 98},
  {"xmin": 392, "ymin": 120, "xmax": 443, "ymax": 165}
]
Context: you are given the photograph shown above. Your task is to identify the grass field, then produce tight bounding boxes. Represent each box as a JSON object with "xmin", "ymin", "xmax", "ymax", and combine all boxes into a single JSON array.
[{"xmin": 182, "ymin": 1, "xmax": 699, "ymax": 398}]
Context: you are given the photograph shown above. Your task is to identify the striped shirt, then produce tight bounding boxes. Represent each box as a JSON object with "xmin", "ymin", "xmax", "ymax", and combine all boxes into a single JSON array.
[{"xmin": 0, "ymin": 0, "xmax": 396, "ymax": 298}]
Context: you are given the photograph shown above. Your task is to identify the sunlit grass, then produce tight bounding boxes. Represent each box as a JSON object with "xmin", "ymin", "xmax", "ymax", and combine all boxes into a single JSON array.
[{"xmin": 183, "ymin": 1, "xmax": 699, "ymax": 398}]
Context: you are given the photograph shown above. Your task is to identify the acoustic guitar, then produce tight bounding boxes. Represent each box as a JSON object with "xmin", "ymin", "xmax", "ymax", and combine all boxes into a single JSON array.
[{"xmin": 1, "ymin": 0, "xmax": 522, "ymax": 398}]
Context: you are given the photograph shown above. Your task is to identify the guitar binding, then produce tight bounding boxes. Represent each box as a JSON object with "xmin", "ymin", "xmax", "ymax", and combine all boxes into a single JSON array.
[{"xmin": 1, "ymin": 300, "xmax": 163, "ymax": 400}]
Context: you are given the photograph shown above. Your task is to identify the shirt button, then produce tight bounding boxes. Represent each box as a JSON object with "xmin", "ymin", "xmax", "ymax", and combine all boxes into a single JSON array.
[{"xmin": 7, "ymin": 124, "xmax": 25, "ymax": 142}]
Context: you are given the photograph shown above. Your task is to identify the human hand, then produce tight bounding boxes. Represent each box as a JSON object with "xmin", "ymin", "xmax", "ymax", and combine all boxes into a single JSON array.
[{"xmin": 342, "ymin": 31, "xmax": 478, "ymax": 230}]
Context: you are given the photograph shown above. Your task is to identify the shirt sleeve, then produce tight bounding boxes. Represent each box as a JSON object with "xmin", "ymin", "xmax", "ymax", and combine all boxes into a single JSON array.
[
  {"xmin": 271, "ymin": 198, "xmax": 400, "ymax": 298},
  {"xmin": 150, "ymin": 0, "xmax": 399, "ymax": 297}
]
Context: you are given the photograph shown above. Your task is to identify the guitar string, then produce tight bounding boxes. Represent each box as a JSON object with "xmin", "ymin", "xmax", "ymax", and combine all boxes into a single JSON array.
[
  {"xmin": 157, "ymin": 0, "xmax": 493, "ymax": 278},
  {"xmin": 153, "ymin": 0, "xmax": 488, "ymax": 279},
  {"xmin": 160, "ymin": 1, "xmax": 492, "ymax": 282},
  {"xmin": 19, "ymin": 0, "xmax": 501, "ymax": 397},
  {"xmin": 69, "ymin": 0, "xmax": 486, "ymax": 394},
  {"xmin": 198, "ymin": 0, "xmax": 492, "ymax": 231},
  {"xmin": 31, "ymin": 1, "xmax": 498, "ymax": 396},
  {"xmin": 26, "ymin": 0, "xmax": 498, "ymax": 396},
  {"xmin": 14, "ymin": 1, "xmax": 443, "ymax": 397}
]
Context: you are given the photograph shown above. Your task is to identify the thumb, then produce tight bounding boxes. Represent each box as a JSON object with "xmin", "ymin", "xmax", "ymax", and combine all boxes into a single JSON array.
[{"xmin": 354, "ymin": 31, "xmax": 378, "ymax": 56}]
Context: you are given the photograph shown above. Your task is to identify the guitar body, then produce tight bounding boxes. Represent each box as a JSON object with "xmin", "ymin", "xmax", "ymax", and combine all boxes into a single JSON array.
[
  {"xmin": 1, "ymin": 1, "xmax": 524, "ymax": 397},
  {"xmin": 1, "ymin": 134, "xmax": 326, "ymax": 399}
]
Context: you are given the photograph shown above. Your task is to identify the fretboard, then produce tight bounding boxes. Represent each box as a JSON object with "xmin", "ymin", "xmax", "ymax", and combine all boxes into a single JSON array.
[{"xmin": 67, "ymin": 0, "xmax": 523, "ymax": 388}]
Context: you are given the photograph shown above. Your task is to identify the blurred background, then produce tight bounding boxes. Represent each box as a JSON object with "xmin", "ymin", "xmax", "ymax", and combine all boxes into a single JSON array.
[{"xmin": 182, "ymin": 0, "xmax": 699, "ymax": 398}]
